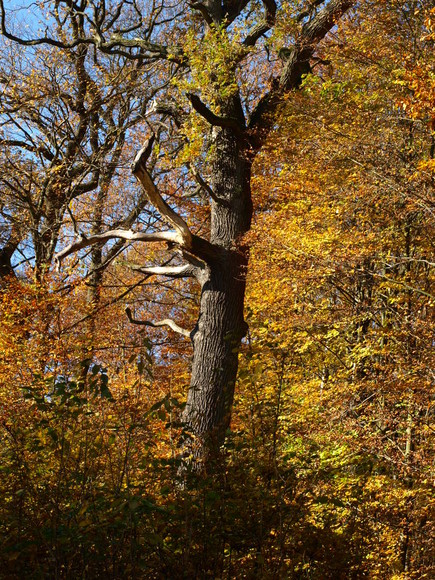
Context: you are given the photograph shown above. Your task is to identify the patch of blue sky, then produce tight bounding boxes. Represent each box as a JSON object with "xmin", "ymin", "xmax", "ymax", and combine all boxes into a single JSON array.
[{"xmin": 2, "ymin": 0, "xmax": 45, "ymax": 36}]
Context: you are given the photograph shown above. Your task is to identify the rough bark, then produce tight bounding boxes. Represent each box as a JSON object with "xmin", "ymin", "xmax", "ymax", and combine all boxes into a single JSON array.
[
  {"xmin": 0, "ymin": 224, "xmax": 21, "ymax": 282},
  {"xmin": 182, "ymin": 122, "xmax": 252, "ymax": 461}
]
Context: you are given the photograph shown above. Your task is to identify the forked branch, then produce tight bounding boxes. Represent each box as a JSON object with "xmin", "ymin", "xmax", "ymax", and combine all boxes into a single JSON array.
[
  {"xmin": 187, "ymin": 94, "xmax": 245, "ymax": 136},
  {"xmin": 55, "ymin": 138, "xmax": 220, "ymax": 269},
  {"xmin": 131, "ymin": 138, "xmax": 221, "ymax": 264},
  {"xmin": 132, "ymin": 137, "xmax": 193, "ymax": 248},
  {"xmin": 243, "ymin": 0, "xmax": 277, "ymax": 46},
  {"xmin": 187, "ymin": 163, "xmax": 230, "ymax": 206},
  {"xmin": 248, "ymin": 0, "xmax": 355, "ymax": 146},
  {"xmin": 0, "ymin": 0, "xmax": 182, "ymax": 62},
  {"xmin": 188, "ymin": 1, "xmax": 213, "ymax": 25}
]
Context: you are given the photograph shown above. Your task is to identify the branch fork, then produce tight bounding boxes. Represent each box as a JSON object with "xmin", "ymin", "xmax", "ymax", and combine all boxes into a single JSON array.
[{"xmin": 131, "ymin": 136, "xmax": 193, "ymax": 249}]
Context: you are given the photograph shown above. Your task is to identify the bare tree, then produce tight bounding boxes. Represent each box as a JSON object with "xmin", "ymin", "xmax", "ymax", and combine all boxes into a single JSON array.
[{"xmin": 0, "ymin": 17, "xmax": 159, "ymax": 280}]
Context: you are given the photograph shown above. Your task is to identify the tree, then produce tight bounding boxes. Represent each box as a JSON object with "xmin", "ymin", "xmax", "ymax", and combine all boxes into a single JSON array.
[
  {"xmin": 0, "ymin": 15, "xmax": 163, "ymax": 284},
  {"xmin": 0, "ymin": 0, "xmax": 355, "ymax": 467},
  {"xmin": 243, "ymin": 1, "xmax": 434, "ymax": 574}
]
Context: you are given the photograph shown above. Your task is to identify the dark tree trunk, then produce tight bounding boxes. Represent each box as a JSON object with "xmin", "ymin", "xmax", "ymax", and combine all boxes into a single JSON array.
[
  {"xmin": 0, "ymin": 226, "xmax": 21, "ymax": 284},
  {"xmin": 182, "ymin": 118, "xmax": 253, "ymax": 462},
  {"xmin": 0, "ymin": 246, "xmax": 15, "ymax": 281}
]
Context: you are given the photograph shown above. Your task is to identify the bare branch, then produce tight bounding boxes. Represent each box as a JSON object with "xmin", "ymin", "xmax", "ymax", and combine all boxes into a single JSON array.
[
  {"xmin": 55, "ymin": 229, "xmax": 180, "ymax": 269},
  {"xmin": 130, "ymin": 264, "xmax": 197, "ymax": 279},
  {"xmin": 187, "ymin": 163, "xmax": 230, "ymax": 206},
  {"xmin": 125, "ymin": 307, "xmax": 191, "ymax": 338},
  {"xmin": 0, "ymin": 139, "xmax": 54, "ymax": 161},
  {"xmin": 296, "ymin": 0, "xmax": 325, "ymax": 23},
  {"xmin": 188, "ymin": 1, "xmax": 213, "ymax": 25},
  {"xmin": 132, "ymin": 138, "xmax": 193, "ymax": 248},
  {"xmin": 0, "ymin": 0, "xmax": 183, "ymax": 62},
  {"xmin": 145, "ymin": 99, "xmax": 185, "ymax": 128},
  {"xmin": 301, "ymin": 0, "xmax": 353, "ymax": 44},
  {"xmin": 243, "ymin": 0, "xmax": 277, "ymax": 47}
]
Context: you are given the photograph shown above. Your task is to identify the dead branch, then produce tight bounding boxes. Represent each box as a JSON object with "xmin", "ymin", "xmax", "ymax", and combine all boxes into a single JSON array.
[
  {"xmin": 132, "ymin": 138, "xmax": 193, "ymax": 248},
  {"xmin": 130, "ymin": 264, "xmax": 198, "ymax": 279},
  {"xmin": 125, "ymin": 307, "xmax": 191, "ymax": 338},
  {"xmin": 55, "ymin": 229, "xmax": 180, "ymax": 269}
]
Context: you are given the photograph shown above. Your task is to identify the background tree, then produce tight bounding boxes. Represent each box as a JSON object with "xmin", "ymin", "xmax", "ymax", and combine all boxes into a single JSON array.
[
  {"xmin": 244, "ymin": 0, "xmax": 434, "ymax": 575},
  {"xmin": 0, "ymin": 21, "xmax": 158, "ymax": 279}
]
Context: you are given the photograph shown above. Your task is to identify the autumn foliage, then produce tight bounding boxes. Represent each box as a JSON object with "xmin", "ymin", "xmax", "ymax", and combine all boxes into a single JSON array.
[{"xmin": 0, "ymin": 1, "xmax": 434, "ymax": 578}]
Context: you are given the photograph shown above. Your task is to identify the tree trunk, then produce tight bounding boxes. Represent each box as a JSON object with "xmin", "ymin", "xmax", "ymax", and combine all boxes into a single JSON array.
[
  {"xmin": 182, "ymin": 120, "xmax": 252, "ymax": 464},
  {"xmin": 0, "ymin": 225, "xmax": 22, "ymax": 284}
]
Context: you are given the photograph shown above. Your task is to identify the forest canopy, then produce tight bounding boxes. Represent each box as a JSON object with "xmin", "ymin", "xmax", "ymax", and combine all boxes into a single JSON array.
[{"xmin": 0, "ymin": 1, "xmax": 433, "ymax": 578}]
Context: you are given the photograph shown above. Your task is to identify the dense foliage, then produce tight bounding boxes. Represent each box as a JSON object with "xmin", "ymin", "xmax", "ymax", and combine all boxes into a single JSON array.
[{"xmin": 0, "ymin": 1, "xmax": 433, "ymax": 578}]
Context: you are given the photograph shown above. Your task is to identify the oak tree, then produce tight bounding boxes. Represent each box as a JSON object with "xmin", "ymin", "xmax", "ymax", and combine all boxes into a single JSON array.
[{"xmin": 1, "ymin": 0, "xmax": 355, "ymax": 467}]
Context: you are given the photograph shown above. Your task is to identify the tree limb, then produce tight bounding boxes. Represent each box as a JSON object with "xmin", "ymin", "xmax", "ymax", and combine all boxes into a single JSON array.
[
  {"xmin": 301, "ymin": 0, "xmax": 353, "ymax": 44},
  {"xmin": 243, "ymin": 0, "xmax": 277, "ymax": 47},
  {"xmin": 132, "ymin": 138, "xmax": 193, "ymax": 248},
  {"xmin": 55, "ymin": 229, "xmax": 180, "ymax": 268},
  {"xmin": 130, "ymin": 264, "xmax": 198, "ymax": 279},
  {"xmin": 0, "ymin": 0, "xmax": 182, "ymax": 62},
  {"xmin": 249, "ymin": 0, "xmax": 355, "ymax": 147},
  {"xmin": 297, "ymin": 0, "xmax": 325, "ymax": 22},
  {"xmin": 187, "ymin": 163, "xmax": 230, "ymax": 206},
  {"xmin": 223, "ymin": 0, "xmax": 250, "ymax": 25},
  {"xmin": 125, "ymin": 307, "xmax": 191, "ymax": 338},
  {"xmin": 0, "ymin": 139, "xmax": 55, "ymax": 161},
  {"xmin": 279, "ymin": 0, "xmax": 354, "ymax": 92},
  {"xmin": 188, "ymin": 1, "xmax": 213, "ymax": 25},
  {"xmin": 187, "ymin": 93, "xmax": 245, "ymax": 135},
  {"xmin": 145, "ymin": 99, "xmax": 185, "ymax": 128}
]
